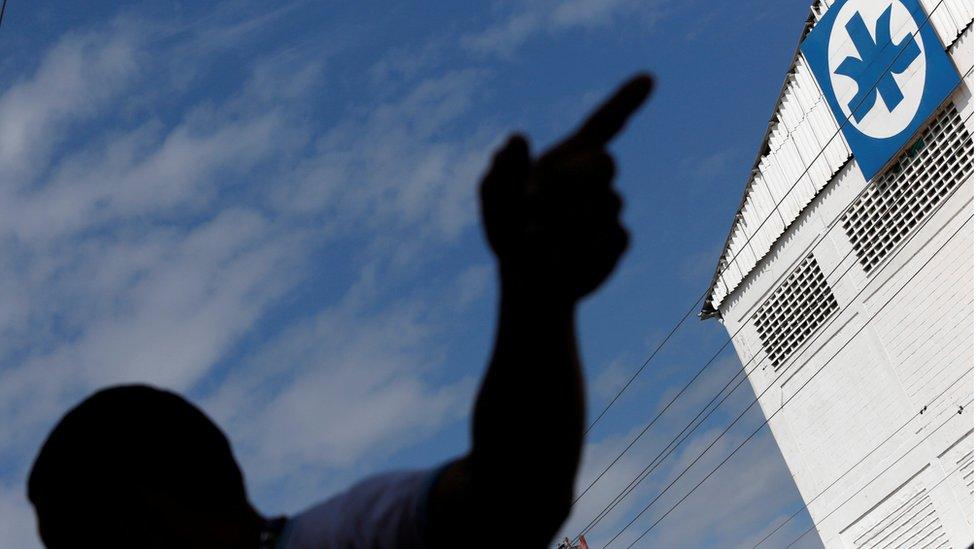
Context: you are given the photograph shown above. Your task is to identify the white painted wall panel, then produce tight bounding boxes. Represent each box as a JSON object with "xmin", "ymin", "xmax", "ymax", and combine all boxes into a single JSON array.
[
  {"xmin": 714, "ymin": 73, "xmax": 974, "ymax": 548},
  {"xmin": 778, "ymin": 327, "xmax": 909, "ymax": 499},
  {"xmin": 873, "ymin": 227, "xmax": 973, "ymax": 418}
]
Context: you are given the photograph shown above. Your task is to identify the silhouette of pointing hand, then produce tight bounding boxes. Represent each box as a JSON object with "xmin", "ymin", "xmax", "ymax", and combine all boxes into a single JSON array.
[{"xmin": 480, "ymin": 74, "xmax": 653, "ymax": 301}]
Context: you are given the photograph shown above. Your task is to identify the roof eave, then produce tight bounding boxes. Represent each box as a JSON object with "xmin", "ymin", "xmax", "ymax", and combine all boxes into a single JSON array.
[{"xmin": 700, "ymin": 8, "xmax": 819, "ymax": 320}]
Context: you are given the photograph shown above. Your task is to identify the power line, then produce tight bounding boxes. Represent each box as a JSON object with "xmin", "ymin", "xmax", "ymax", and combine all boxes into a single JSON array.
[
  {"xmin": 604, "ymin": 206, "xmax": 972, "ymax": 548},
  {"xmin": 575, "ymin": 99, "xmax": 974, "ymax": 543},
  {"xmin": 752, "ymin": 367, "xmax": 974, "ymax": 548},
  {"xmin": 782, "ymin": 399, "xmax": 974, "ymax": 549},
  {"xmin": 571, "ymin": 1, "xmax": 968, "ymax": 539},
  {"xmin": 577, "ymin": 132, "xmax": 899, "ymax": 529},
  {"xmin": 583, "ymin": 295, "xmax": 703, "ymax": 437},
  {"xmin": 578, "ymin": 0, "xmax": 954, "ymax": 461},
  {"xmin": 609, "ymin": 207, "xmax": 974, "ymax": 547},
  {"xmin": 574, "ymin": 58, "xmax": 974, "ymax": 543},
  {"xmin": 608, "ymin": 214, "xmax": 974, "ymax": 549},
  {"xmin": 0, "ymin": 0, "xmax": 8, "ymax": 30}
]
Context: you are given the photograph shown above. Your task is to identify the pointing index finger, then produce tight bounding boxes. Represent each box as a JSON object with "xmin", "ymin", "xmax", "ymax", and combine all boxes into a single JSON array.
[{"xmin": 569, "ymin": 74, "xmax": 654, "ymax": 150}]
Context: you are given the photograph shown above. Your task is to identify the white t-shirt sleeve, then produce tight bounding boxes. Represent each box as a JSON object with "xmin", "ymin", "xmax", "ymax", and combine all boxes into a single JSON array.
[{"xmin": 278, "ymin": 468, "xmax": 440, "ymax": 549}]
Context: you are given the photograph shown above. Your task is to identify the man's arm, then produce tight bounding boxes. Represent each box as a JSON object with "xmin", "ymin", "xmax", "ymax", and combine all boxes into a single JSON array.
[{"xmin": 427, "ymin": 75, "xmax": 653, "ymax": 548}]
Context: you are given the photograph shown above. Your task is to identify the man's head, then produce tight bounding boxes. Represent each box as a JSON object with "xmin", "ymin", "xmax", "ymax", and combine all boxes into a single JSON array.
[{"xmin": 28, "ymin": 385, "xmax": 263, "ymax": 548}]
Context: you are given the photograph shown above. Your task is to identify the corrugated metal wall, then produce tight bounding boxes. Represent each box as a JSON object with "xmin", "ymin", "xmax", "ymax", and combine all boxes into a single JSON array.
[
  {"xmin": 705, "ymin": 0, "xmax": 974, "ymax": 313},
  {"xmin": 813, "ymin": 0, "xmax": 972, "ymax": 41},
  {"xmin": 711, "ymin": 55, "xmax": 851, "ymax": 308},
  {"xmin": 925, "ymin": 0, "xmax": 976, "ymax": 44}
]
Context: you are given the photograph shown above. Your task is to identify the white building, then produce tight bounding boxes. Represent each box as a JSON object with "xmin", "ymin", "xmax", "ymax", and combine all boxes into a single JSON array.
[{"xmin": 700, "ymin": 1, "xmax": 974, "ymax": 547}]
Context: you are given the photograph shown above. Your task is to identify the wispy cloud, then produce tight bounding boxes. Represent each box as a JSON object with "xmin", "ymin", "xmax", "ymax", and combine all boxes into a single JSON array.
[
  {"xmin": 205, "ymin": 299, "xmax": 477, "ymax": 511},
  {"xmin": 0, "ymin": 485, "xmax": 37, "ymax": 548},
  {"xmin": 0, "ymin": 2, "xmax": 818, "ymax": 548},
  {"xmin": 0, "ymin": 24, "xmax": 139, "ymax": 183},
  {"xmin": 0, "ymin": 7, "xmax": 495, "ymax": 542},
  {"xmin": 462, "ymin": 0, "xmax": 665, "ymax": 57},
  {"xmin": 562, "ymin": 419, "xmax": 814, "ymax": 548},
  {"xmin": 560, "ymin": 349, "xmax": 814, "ymax": 547}
]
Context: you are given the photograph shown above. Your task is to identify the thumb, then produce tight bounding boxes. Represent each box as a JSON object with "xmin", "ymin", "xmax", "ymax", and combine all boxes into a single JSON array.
[
  {"xmin": 480, "ymin": 134, "xmax": 532, "ymax": 257},
  {"xmin": 480, "ymin": 134, "xmax": 531, "ymax": 206}
]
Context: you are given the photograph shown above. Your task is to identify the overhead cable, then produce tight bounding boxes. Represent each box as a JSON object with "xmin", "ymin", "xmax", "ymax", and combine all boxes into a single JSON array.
[
  {"xmin": 572, "ymin": 8, "xmax": 972, "ymax": 531},
  {"xmin": 781, "ymin": 399, "xmax": 974, "ymax": 549},
  {"xmin": 578, "ymin": 0, "xmax": 961, "ymax": 457},
  {"xmin": 752, "ymin": 367, "xmax": 974, "ymax": 548},
  {"xmin": 574, "ymin": 97, "xmax": 974, "ymax": 543},
  {"xmin": 606, "ymin": 213, "xmax": 974, "ymax": 549}
]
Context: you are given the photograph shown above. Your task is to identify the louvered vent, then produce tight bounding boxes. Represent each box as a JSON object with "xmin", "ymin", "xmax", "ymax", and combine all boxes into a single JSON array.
[
  {"xmin": 959, "ymin": 449, "xmax": 975, "ymax": 497},
  {"xmin": 843, "ymin": 104, "xmax": 974, "ymax": 273},
  {"xmin": 851, "ymin": 489, "xmax": 950, "ymax": 549},
  {"xmin": 755, "ymin": 254, "xmax": 838, "ymax": 370}
]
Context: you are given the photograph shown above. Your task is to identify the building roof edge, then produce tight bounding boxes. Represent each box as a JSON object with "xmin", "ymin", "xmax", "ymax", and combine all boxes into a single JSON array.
[{"xmin": 700, "ymin": 6, "xmax": 818, "ymax": 320}]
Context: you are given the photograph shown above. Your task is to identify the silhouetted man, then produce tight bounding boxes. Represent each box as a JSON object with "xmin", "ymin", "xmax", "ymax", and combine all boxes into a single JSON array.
[{"xmin": 28, "ymin": 74, "xmax": 653, "ymax": 548}]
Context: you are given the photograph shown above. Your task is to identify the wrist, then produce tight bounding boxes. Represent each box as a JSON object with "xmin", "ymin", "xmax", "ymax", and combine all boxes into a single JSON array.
[{"xmin": 499, "ymin": 267, "xmax": 577, "ymax": 313}]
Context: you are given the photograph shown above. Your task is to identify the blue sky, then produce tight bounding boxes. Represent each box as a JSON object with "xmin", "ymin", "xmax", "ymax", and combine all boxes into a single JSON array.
[{"xmin": 0, "ymin": 1, "xmax": 826, "ymax": 547}]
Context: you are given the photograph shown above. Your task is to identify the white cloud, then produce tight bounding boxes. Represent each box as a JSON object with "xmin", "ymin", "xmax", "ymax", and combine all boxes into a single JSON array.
[
  {"xmin": 559, "ymin": 349, "xmax": 820, "ymax": 548},
  {"xmin": 0, "ymin": 209, "xmax": 310, "ymax": 480},
  {"xmin": 205, "ymin": 299, "xmax": 477, "ymax": 511},
  {"xmin": 7, "ymin": 112, "xmax": 290, "ymax": 242},
  {"xmin": 0, "ymin": 17, "xmax": 319, "ymax": 468},
  {"xmin": 593, "ymin": 355, "xmax": 637, "ymax": 402},
  {"xmin": 0, "ymin": 4, "xmax": 817, "ymax": 549},
  {"xmin": 0, "ymin": 24, "xmax": 139, "ymax": 183},
  {"xmin": 450, "ymin": 263, "xmax": 494, "ymax": 310},
  {"xmin": 269, "ymin": 68, "xmax": 491, "ymax": 235},
  {"xmin": 0, "ymin": 7, "xmax": 498, "ymax": 543},
  {"xmin": 0, "ymin": 485, "xmax": 39, "ymax": 549},
  {"xmin": 563, "ymin": 423, "xmax": 811, "ymax": 548},
  {"xmin": 690, "ymin": 149, "xmax": 736, "ymax": 181},
  {"xmin": 462, "ymin": 11, "xmax": 542, "ymax": 57},
  {"xmin": 552, "ymin": 0, "xmax": 653, "ymax": 29},
  {"xmin": 462, "ymin": 0, "xmax": 664, "ymax": 57}
]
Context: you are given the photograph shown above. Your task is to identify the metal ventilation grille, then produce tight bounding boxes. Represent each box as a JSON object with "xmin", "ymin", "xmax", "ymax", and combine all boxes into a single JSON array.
[
  {"xmin": 843, "ymin": 104, "xmax": 974, "ymax": 273},
  {"xmin": 851, "ymin": 489, "xmax": 950, "ymax": 549},
  {"xmin": 959, "ymin": 448, "xmax": 975, "ymax": 497},
  {"xmin": 755, "ymin": 254, "xmax": 838, "ymax": 370}
]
